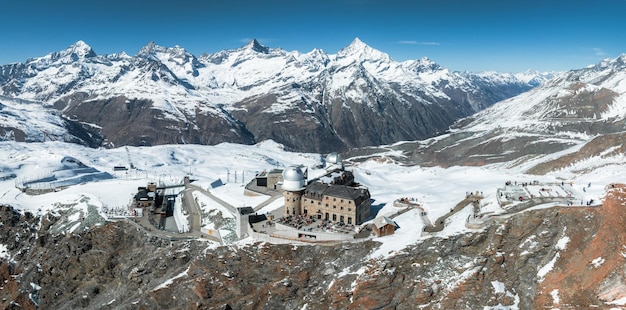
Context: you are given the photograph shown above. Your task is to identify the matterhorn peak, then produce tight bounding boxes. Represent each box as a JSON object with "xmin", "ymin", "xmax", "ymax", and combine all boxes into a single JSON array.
[
  {"xmin": 243, "ymin": 39, "xmax": 269, "ymax": 54},
  {"xmin": 61, "ymin": 40, "xmax": 96, "ymax": 58}
]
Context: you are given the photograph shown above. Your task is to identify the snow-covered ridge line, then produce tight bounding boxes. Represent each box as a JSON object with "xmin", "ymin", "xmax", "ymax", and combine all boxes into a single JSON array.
[
  {"xmin": 0, "ymin": 38, "xmax": 558, "ymax": 152},
  {"xmin": 1, "ymin": 38, "xmax": 554, "ymax": 109}
]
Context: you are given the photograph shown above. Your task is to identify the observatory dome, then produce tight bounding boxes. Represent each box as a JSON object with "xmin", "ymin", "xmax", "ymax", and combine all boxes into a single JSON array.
[
  {"xmin": 283, "ymin": 166, "xmax": 305, "ymax": 181},
  {"xmin": 326, "ymin": 152, "xmax": 343, "ymax": 164},
  {"xmin": 282, "ymin": 165, "xmax": 306, "ymax": 191}
]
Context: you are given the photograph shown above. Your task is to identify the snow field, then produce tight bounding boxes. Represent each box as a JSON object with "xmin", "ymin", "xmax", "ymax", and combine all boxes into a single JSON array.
[{"xmin": 0, "ymin": 139, "xmax": 625, "ymax": 260}]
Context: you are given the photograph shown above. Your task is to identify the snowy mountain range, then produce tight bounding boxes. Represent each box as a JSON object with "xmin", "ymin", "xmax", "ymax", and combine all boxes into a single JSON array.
[
  {"xmin": 0, "ymin": 39, "xmax": 552, "ymax": 152},
  {"xmin": 350, "ymin": 54, "xmax": 626, "ymax": 176},
  {"xmin": 3, "ymin": 41, "xmax": 626, "ymax": 309}
]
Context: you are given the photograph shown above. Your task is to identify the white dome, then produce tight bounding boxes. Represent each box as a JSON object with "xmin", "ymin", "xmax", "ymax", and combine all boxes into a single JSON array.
[
  {"xmin": 282, "ymin": 166, "xmax": 306, "ymax": 191},
  {"xmin": 326, "ymin": 152, "xmax": 342, "ymax": 164},
  {"xmin": 283, "ymin": 166, "xmax": 305, "ymax": 181}
]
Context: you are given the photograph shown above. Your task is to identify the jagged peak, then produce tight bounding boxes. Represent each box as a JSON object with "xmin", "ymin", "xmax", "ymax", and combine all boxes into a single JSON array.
[
  {"xmin": 243, "ymin": 39, "xmax": 269, "ymax": 54},
  {"xmin": 608, "ymin": 53, "xmax": 626, "ymax": 68},
  {"xmin": 583, "ymin": 53, "xmax": 626, "ymax": 73},
  {"xmin": 405, "ymin": 56, "xmax": 443, "ymax": 73},
  {"xmin": 338, "ymin": 37, "xmax": 369, "ymax": 55},
  {"xmin": 61, "ymin": 40, "xmax": 96, "ymax": 58},
  {"xmin": 337, "ymin": 38, "xmax": 391, "ymax": 62},
  {"xmin": 138, "ymin": 41, "xmax": 160, "ymax": 56},
  {"xmin": 348, "ymin": 37, "xmax": 367, "ymax": 50},
  {"xmin": 137, "ymin": 42, "xmax": 193, "ymax": 58},
  {"xmin": 417, "ymin": 56, "xmax": 436, "ymax": 66},
  {"xmin": 306, "ymin": 48, "xmax": 328, "ymax": 58}
]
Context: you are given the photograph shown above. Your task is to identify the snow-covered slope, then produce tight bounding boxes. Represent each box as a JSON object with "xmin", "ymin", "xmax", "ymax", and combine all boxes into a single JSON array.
[
  {"xmin": 1, "ymin": 136, "xmax": 625, "ymax": 308},
  {"xmin": 360, "ymin": 54, "xmax": 626, "ymax": 173},
  {"xmin": 0, "ymin": 39, "xmax": 545, "ymax": 152},
  {"xmin": 0, "ymin": 95, "xmax": 101, "ymax": 146}
]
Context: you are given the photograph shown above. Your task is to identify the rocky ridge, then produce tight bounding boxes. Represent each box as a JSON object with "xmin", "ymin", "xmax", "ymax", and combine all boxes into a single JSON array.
[{"xmin": 1, "ymin": 184, "xmax": 625, "ymax": 309}]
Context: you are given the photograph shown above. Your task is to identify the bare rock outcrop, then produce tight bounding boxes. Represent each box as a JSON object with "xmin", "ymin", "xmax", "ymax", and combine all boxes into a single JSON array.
[{"xmin": 1, "ymin": 185, "xmax": 625, "ymax": 309}]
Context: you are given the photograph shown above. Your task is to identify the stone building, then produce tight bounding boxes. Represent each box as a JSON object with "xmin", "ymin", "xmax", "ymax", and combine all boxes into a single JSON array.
[{"xmin": 281, "ymin": 159, "xmax": 371, "ymax": 225}]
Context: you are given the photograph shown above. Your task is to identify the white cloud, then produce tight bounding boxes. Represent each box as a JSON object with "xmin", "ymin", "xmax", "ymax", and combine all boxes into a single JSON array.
[
  {"xmin": 592, "ymin": 47, "xmax": 607, "ymax": 57},
  {"xmin": 397, "ymin": 40, "xmax": 440, "ymax": 46}
]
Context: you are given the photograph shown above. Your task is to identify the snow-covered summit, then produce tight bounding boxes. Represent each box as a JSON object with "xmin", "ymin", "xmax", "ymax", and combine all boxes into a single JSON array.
[
  {"xmin": 63, "ymin": 40, "xmax": 97, "ymax": 59},
  {"xmin": 336, "ymin": 37, "xmax": 393, "ymax": 63},
  {"xmin": 243, "ymin": 39, "xmax": 270, "ymax": 54}
]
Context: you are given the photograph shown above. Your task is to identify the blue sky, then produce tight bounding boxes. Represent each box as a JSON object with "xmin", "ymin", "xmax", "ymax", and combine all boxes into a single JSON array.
[{"xmin": 1, "ymin": 0, "xmax": 625, "ymax": 72}]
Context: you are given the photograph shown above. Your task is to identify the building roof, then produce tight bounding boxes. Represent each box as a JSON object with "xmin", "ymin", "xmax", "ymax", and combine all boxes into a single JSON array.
[
  {"xmin": 304, "ymin": 181, "xmax": 369, "ymax": 202},
  {"xmin": 373, "ymin": 216, "xmax": 396, "ymax": 229},
  {"xmin": 238, "ymin": 206, "xmax": 255, "ymax": 215},
  {"xmin": 268, "ymin": 169, "xmax": 283, "ymax": 175}
]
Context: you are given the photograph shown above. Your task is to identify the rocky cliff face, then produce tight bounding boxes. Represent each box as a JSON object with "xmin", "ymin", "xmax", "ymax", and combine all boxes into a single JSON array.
[
  {"xmin": 0, "ymin": 39, "xmax": 547, "ymax": 152},
  {"xmin": 2, "ymin": 184, "xmax": 625, "ymax": 309}
]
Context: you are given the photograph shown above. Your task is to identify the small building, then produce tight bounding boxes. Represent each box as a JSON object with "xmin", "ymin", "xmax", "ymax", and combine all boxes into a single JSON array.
[
  {"xmin": 236, "ymin": 207, "xmax": 255, "ymax": 238},
  {"xmin": 135, "ymin": 187, "xmax": 156, "ymax": 208},
  {"xmin": 254, "ymin": 169, "xmax": 285, "ymax": 190},
  {"xmin": 373, "ymin": 216, "xmax": 397, "ymax": 237},
  {"xmin": 113, "ymin": 166, "xmax": 128, "ymax": 171}
]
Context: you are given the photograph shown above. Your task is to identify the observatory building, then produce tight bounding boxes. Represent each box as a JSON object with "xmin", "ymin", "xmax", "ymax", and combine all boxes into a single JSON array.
[
  {"xmin": 282, "ymin": 155, "xmax": 371, "ymax": 225},
  {"xmin": 325, "ymin": 152, "xmax": 344, "ymax": 170}
]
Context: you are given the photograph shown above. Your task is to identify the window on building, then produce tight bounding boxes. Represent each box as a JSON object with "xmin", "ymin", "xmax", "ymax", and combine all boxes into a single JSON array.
[
  {"xmin": 348, "ymin": 208, "xmax": 351, "ymax": 212},
  {"xmin": 333, "ymin": 198, "xmax": 336, "ymax": 201},
  {"xmin": 341, "ymin": 199, "xmax": 344, "ymax": 203},
  {"xmin": 340, "ymin": 215, "xmax": 344, "ymax": 223},
  {"xmin": 348, "ymin": 201, "xmax": 352, "ymax": 204},
  {"xmin": 341, "ymin": 206, "xmax": 344, "ymax": 210},
  {"xmin": 333, "ymin": 205, "xmax": 336, "ymax": 209},
  {"xmin": 348, "ymin": 217, "xmax": 352, "ymax": 224},
  {"xmin": 325, "ymin": 213, "xmax": 329, "ymax": 220},
  {"xmin": 332, "ymin": 214, "xmax": 337, "ymax": 221}
]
